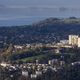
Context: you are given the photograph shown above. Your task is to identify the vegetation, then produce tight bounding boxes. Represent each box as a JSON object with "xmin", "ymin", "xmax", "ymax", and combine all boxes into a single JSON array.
[
  {"xmin": 0, "ymin": 18, "xmax": 80, "ymax": 47},
  {"xmin": 0, "ymin": 17, "xmax": 80, "ymax": 80}
]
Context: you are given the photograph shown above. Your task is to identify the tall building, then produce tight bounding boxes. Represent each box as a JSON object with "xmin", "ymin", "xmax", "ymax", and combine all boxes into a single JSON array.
[
  {"xmin": 78, "ymin": 38, "xmax": 80, "ymax": 47},
  {"xmin": 69, "ymin": 35, "xmax": 78, "ymax": 45}
]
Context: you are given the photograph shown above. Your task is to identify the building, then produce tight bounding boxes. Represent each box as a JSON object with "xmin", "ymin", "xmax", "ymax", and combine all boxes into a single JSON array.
[
  {"xmin": 0, "ymin": 62, "xmax": 10, "ymax": 67},
  {"xmin": 78, "ymin": 37, "xmax": 80, "ymax": 47},
  {"xmin": 60, "ymin": 40, "xmax": 69, "ymax": 45},
  {"xmin": 69, "ymin": 35, "xmax": 78, "ymax": 45},
  {"xmin": 14, "ymin": 45, "xmax": 23, "ymax": 49},
  {"xmin": 22, "ymin": 71, "xmax": 28, "ymax": 76},
  {"xmin": 31, "ymin": 74, "xmax": 37, "ymax": 78}
]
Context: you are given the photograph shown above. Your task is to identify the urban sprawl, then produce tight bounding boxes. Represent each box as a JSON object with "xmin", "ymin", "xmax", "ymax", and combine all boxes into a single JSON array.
[{"xmin": 0, "ymin": 35, "xmax": 80, "ymax": 80}]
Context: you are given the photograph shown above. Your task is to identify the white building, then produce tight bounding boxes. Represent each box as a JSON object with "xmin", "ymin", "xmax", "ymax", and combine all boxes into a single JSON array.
[
  {"xmin": 14, "ymin": 45, "xmax": 23, "ymax": 49},
  {"xmin": 22, "ymin": 71, "xmax": 28, "ymax": 76},
  {"xmin": 31, "ymin": 74, "xmax": 37, "ymax": 78},
  {"xmin": 60, "ymin": 40, "xmax": 69, "ymax": 45},
  {"xmin": 69, "ymin": 35, "xmax": 78, "ymax": 45},
  {"xmin": 36, "ymin": 71, "xmax": 42, "ymax": 76},
  {"xmin": 48, "ymin": 60, "xmax": 52, "ymax": 65},
  {"xmin": 0, "ymin": 62, "xmax": 10, "ymax": 67},
  {"xmin": 78, "ymin": 37, "xmax": 80, "ymax": 47}
]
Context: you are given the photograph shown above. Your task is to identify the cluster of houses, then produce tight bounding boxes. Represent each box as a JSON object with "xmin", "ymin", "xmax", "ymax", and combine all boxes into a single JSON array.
[
  {"xmin": 0, "ymin": 58, "xmax": 80, "ymax": 80},
  {"xmin": 0, "ymin": 34, "xmax": 80, "ymax": 79},
  {"xmin": 0, "ymin": 58, "xmax": 66, "ymax": 79}
]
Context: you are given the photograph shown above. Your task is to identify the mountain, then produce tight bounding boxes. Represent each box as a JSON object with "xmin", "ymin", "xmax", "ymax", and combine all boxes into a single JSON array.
[{"xmin": 0, "ymin": 17, "xmax": 80, "ymax": 47}]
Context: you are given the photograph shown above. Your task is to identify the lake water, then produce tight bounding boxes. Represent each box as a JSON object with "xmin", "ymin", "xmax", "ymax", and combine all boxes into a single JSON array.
[{"xmin": 0, "ymin": 7, "xmax": 80, "ymax": 26}]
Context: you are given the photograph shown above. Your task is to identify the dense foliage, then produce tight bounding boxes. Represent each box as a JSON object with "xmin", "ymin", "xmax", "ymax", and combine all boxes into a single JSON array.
[{"xmin": 0, "ymin": 18, "xmax": 80, "ymax": 46}]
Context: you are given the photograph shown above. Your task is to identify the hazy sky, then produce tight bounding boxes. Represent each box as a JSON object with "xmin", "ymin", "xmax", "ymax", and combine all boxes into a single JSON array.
[
  {"xmin": 0, "ymin": 0, "xmax": 80, "ymax": 26},
  {"xmin": 0, "ymin": 0, "xmax": 80, "ymax": 7}
]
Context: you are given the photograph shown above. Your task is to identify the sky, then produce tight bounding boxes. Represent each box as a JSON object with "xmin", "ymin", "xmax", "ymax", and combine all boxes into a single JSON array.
[
  {"xmin": 0, "ymin": 0, "xmax": 80, "ymax": 7},
  {"xmin": 0, "ymin": 0, "xmax": 80, "ymax": 26}
]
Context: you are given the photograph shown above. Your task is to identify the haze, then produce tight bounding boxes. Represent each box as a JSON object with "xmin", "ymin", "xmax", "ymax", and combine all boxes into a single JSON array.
[{"xmin": 0, "ymin": 0, "xmax": 80, "ymax": 26}]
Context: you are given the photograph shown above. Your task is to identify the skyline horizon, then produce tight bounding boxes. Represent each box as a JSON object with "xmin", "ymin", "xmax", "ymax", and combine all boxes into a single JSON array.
[
  {"xmin": 0, "ymin": 0, "xmax": 80, "ymax": 26},
  {"xmin": 0, "ymin": 16, "xmax": 80, "ymax": 27}
]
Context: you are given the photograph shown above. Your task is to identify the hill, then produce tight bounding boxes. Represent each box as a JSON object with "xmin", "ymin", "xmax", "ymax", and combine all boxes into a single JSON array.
[{"xmin": 0, "ymin": 17, "xmax": 80, "ymax": 47}]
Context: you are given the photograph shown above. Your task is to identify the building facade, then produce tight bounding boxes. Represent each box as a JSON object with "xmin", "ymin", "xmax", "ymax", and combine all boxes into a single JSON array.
[
  {"xmin": 78, "ymin": 38, "xmax": 80, "ymax": 47},
  {"xmin": 69, "ymin": 35, "xmax": 78, "ymax": 45}
]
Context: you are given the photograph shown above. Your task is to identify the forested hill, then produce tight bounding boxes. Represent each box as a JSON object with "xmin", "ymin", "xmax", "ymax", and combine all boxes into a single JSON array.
[{"xmin": 0, "ymin": 17, "xmax": 80, "ymax": 45}]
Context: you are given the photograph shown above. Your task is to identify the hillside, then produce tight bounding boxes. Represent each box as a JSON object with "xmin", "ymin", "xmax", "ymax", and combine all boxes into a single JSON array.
[{"xmin": 0, "ymin": 17, "xmax": 80, "ymax": 47}]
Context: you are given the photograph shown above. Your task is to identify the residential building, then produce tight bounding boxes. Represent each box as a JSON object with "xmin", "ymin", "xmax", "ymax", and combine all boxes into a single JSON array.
[
  {"xmin": 78, "ymin": 37, "xmax": 80, "ymax": 47},
  {"xmin": 69, "ymin": 35, "xmax": 78, "ymax": 45}
]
